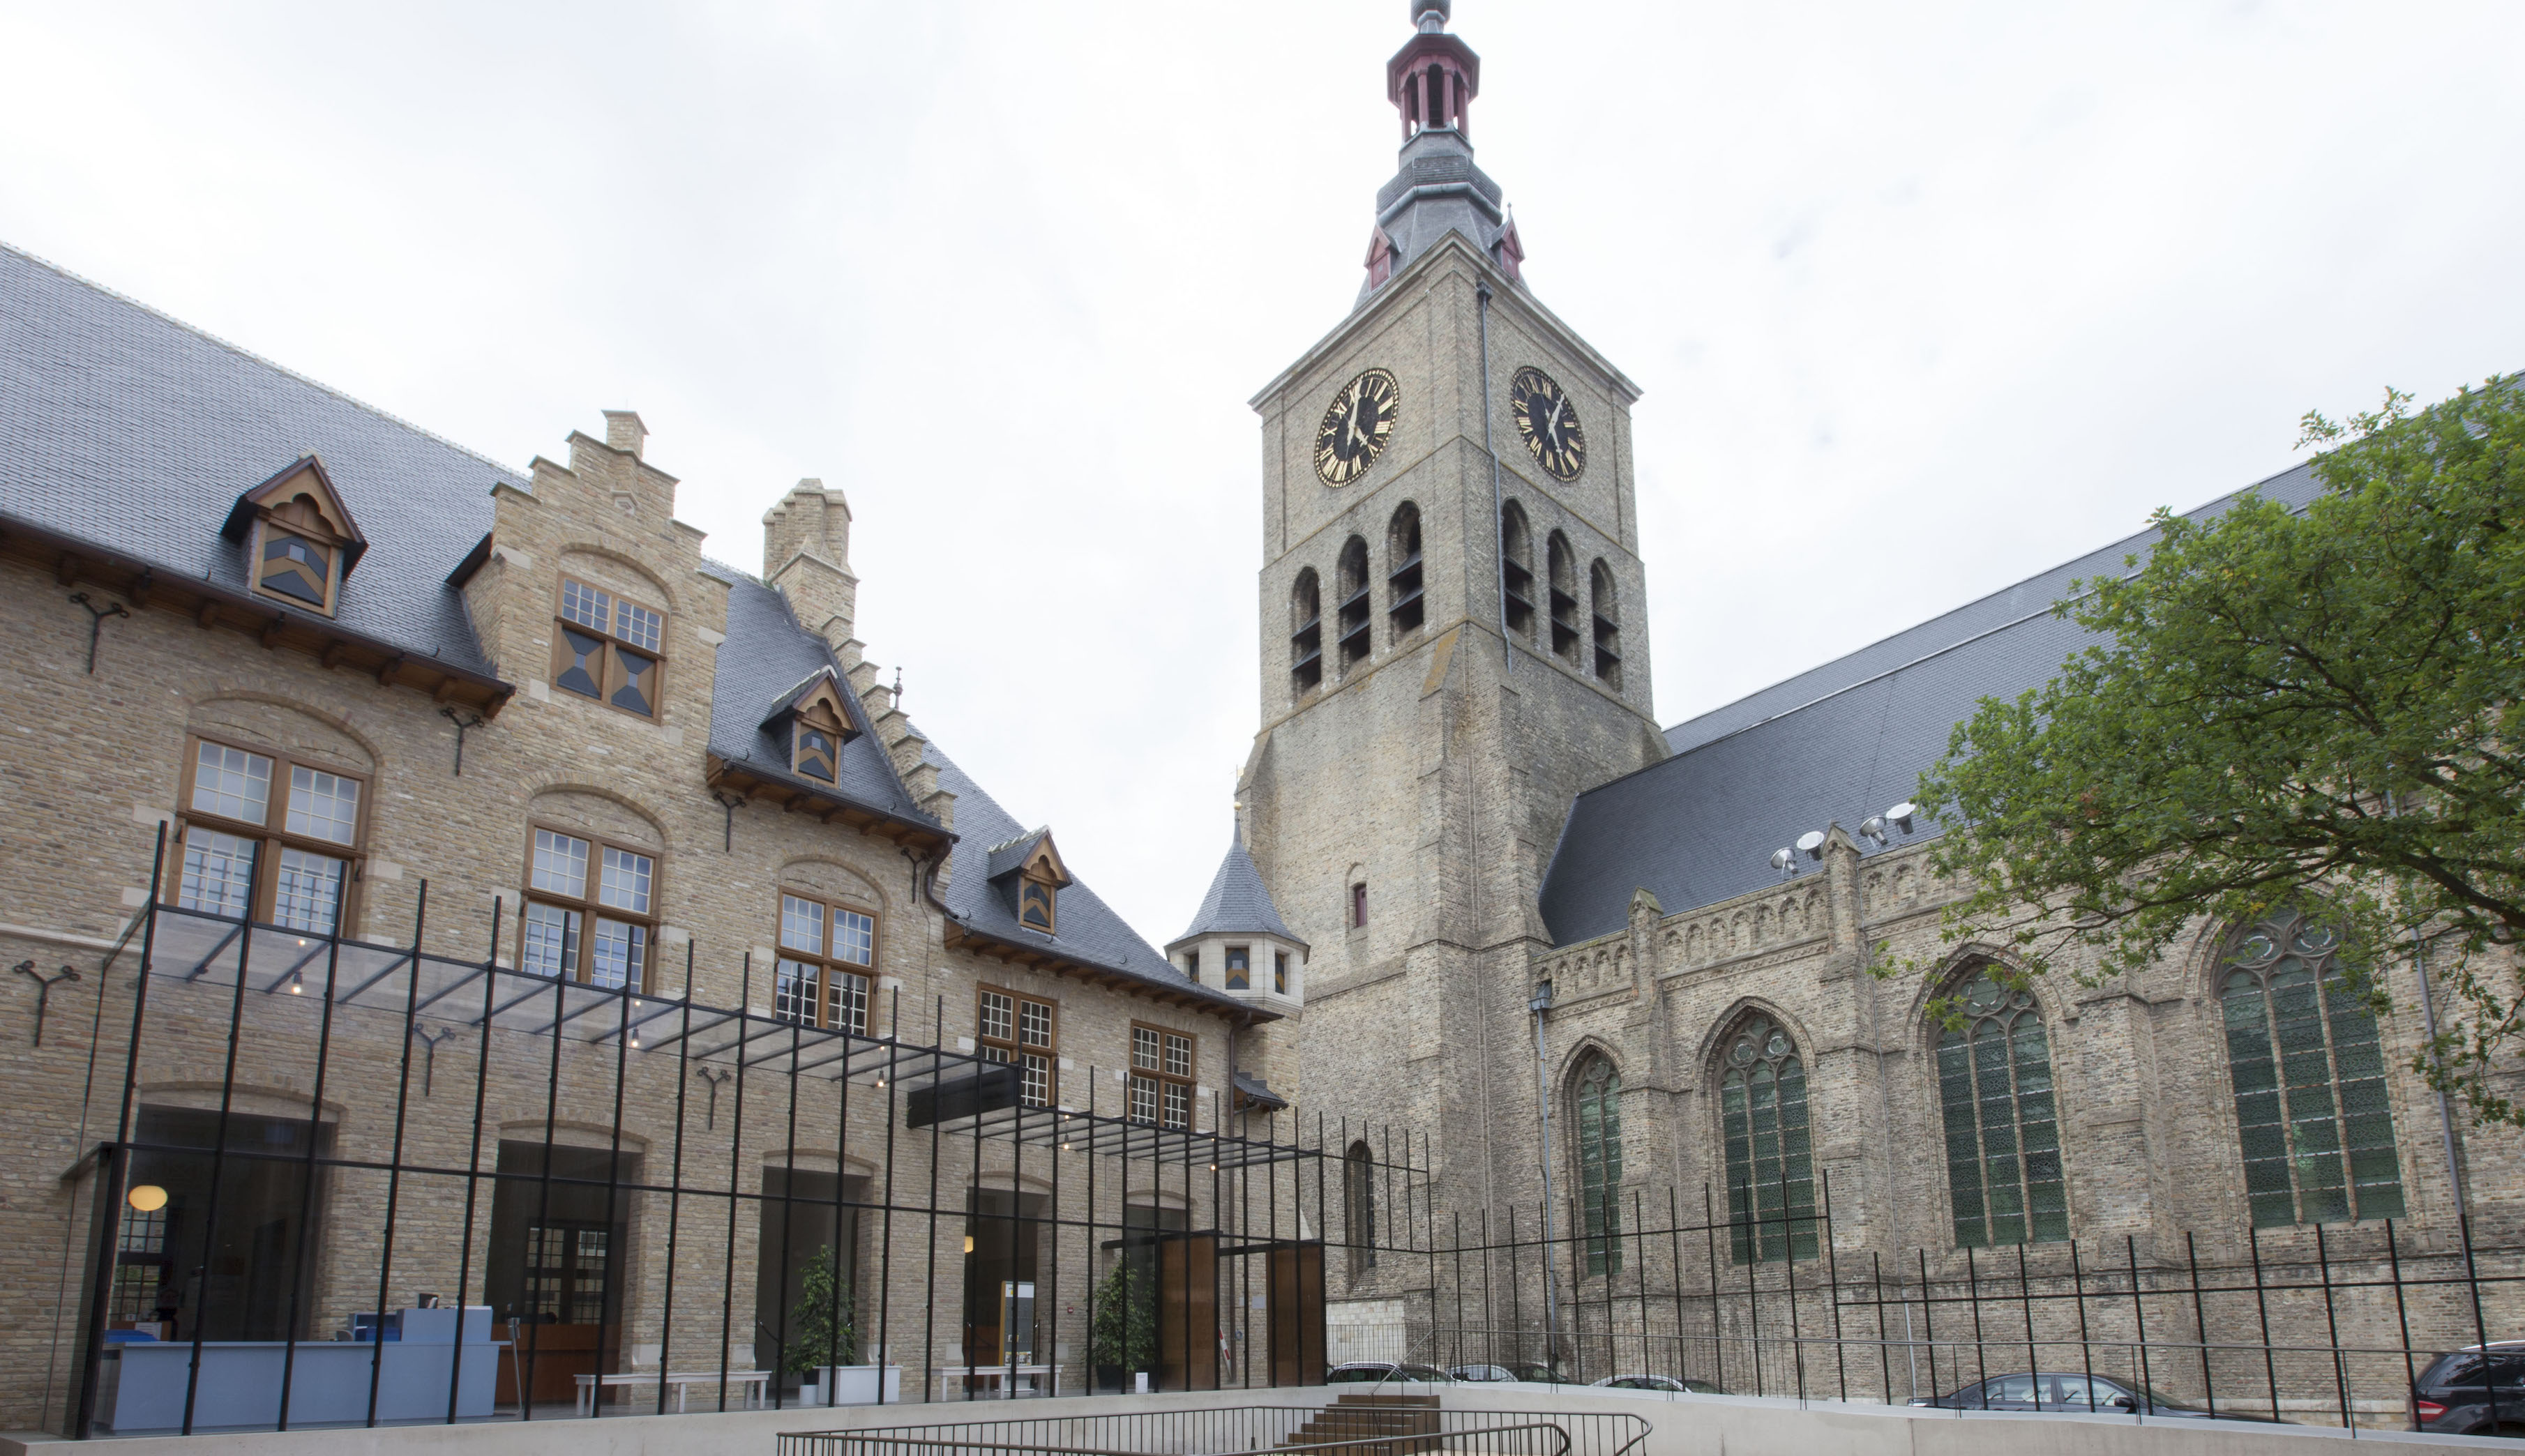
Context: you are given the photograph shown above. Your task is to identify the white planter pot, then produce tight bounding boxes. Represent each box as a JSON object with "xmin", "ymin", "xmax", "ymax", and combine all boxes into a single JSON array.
[{"xmin": 808, "ymin": 1363, "xmax": 902, "ymax": 1406}]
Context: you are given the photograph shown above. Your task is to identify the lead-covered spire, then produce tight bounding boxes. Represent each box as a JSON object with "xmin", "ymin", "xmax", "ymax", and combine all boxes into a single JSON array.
[{"xmin": 1359, "ymin": 1, "xmax": 1523, "ymax": 305}]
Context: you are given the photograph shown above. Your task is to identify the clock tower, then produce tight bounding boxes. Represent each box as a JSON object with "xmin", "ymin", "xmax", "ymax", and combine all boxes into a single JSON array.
[{"xmin": 1239, "ymin": 1, "xmax": 1666, "ymax": 1227}]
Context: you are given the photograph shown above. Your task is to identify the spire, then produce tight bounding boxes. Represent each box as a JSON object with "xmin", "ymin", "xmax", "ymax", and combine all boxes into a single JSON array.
[
  {"xmin": 1176, "ymin": 824, "xmax": 1300, "ymax": 943},
  {"xmin": 1358, "ymin": 2, "xmax": 1522, "ymax": 305}
]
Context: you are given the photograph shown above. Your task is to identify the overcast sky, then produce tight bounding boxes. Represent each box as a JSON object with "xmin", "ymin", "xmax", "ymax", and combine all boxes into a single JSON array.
[{"xmin": 4, "ymin": 1, "xmax": 2519, "ymax": 946}]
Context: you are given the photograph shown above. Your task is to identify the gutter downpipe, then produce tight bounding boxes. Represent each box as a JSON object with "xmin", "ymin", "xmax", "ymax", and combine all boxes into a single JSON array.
[{"xmin": 1530, "ymin": 980, "xmax": 1560, "ymax": 1369}]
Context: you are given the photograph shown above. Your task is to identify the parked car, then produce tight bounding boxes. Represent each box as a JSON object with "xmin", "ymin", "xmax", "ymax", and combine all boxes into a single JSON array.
[
  {"xmin": 1907, "ymin": 1372, "xmax": 2273, "ymax": 1420},
  {"xmin": 1327, "ymin": 1361, "xmax": 1454, "ymax": 1384},
  {"xmin": 2411, "ymin": 1342, "xmax": 2525, "ymax": 1436},
  {"xmin": 1505, "ymin": 1360, "xmax": 1573, "ymax": 1383},
  {"xmin": 1590, "ymin": 1374, "xmax": 1726, "ymax": 1395},
  {"xmin": 1448, "ymin": 1364, "xmax": 1516, "ymax": 1382}
]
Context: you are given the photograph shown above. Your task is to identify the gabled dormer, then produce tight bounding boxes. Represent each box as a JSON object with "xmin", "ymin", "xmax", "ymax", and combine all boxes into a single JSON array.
[
  {"xmin": 220, "ymin": 455, "xmax": 366, "ymax": 617},
  {"xmin": 986, "ymin": 828, "xmax": 1071, "ymax": 936},
  {"xmin": 759, "ymin": 667, "xmax": 861, "ymax": 786}
]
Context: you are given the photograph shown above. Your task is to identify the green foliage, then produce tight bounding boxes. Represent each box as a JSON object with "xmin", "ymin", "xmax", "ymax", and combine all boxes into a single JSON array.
[
  {"xmin": 1087, "ymin": 1257, "xmax": 1156, "ymax": 1374},
  {"xmin": 1904, "ymin": 378, "xmax": 2525, "ymax": 1124},
  {"xmin": 782, "ymin": 1245, "xmax": 858, "ymax": 1377}
]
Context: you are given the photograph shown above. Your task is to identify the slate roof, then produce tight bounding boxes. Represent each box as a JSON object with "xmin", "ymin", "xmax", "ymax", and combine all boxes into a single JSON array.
[
  {"xmin": 1175, "ymin": 827, "xmax": 1300, "ymax": 946},
  {"xmin": 986, "ymin": 828, "xmax": 1056, "ymax": 884},
  {"xmin": 1536, "ymin": 462, "xmax": 2333, "ymax": 947},
  {"xmin": 698, "ymin": 561, "xmax": 933, "ymax": 826},
  {"xmin": 1357, "ymin": 127, "xmax": 1514, "ymax": 310},
  {"xmin": 924, "ymin": 739, "xmax": 1260, "ymax": 1016},
  {"xmin": 0, "ymin": 241, "xmax": 521, "ymax": 674}
]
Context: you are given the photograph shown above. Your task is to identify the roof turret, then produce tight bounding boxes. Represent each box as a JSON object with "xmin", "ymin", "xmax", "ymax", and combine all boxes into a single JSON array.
[
  {"xmin": 1358, "ymin": 2, "xmax": 1522, "ymax": 305},
  {"xmin": 1175, "ymin": 824, "xmax": 1301, "ymax": 945}
]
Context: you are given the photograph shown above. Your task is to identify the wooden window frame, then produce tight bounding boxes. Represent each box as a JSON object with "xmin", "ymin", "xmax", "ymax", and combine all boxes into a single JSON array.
[
  {"xmin": 517, "ymin": 821, "xmax": 661, "ymax": 993},
  {"xmin": 1129, "ymin": 1020, "xmax": 1196, "ymax": 1130},
  {"xmin": 1017, "ymin": 876, "xmax": 1057, "ymax": 934},
  {"xmin": 171, "ymin": 732, "xmax": 371, "ymax": 933},
  {"xmin": 978, "ymin": 984, "xmax": 1058, "ymax": 1108},
  {"xmin": 773, "ymin": 890, "xmax": 880, "ymax": 1035},
  {"xmin": 549, "ymin": 575, "xmax": 670, "ymax": 722},
  {"xmin": 248, "ymin": 516, "xmax": 342, "ymax": 616},
  {"xmin": 791, "ymin": 704, "xmax": 847, "ymax": 784}
]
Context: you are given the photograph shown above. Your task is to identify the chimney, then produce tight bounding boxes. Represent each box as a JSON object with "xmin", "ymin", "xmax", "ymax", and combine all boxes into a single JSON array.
[
  {"xmin": 763, "ymin": 479, "xmax": 857, "ymax": 649},
  {"xmin": 603, "ymin": 410, "xmax": 649, "ymax": 459}
]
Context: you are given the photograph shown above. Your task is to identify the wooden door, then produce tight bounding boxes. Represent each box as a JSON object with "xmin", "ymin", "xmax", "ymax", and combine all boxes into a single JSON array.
[
  {"xmin": 1268, "ymin": 1243, "xmax": 1326, "ymax": 1386},
  {"xmin": 1156, "ymin": 1233, "xmax": 1219, "ymax": 1391}
]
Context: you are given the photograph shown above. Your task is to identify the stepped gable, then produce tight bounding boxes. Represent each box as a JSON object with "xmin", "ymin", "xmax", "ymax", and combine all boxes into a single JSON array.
[
  {"xmin": 924, "ymin": 738, "xmax": 1258, "ymax": 1014},
  {"xmin": 1177, "ymin": 824, "xmax": 1301, "ymax": 943},
  {"xmin": 699, "ymin": 559, "xmax": 933, "ymax": 826},
  {"xmin": 0, "ymin": 241, "xmax": 518, "ymax": 674},
  {"xmin": 1537, "ymin": 461, "xmax": 2331, "ymax": 946}
]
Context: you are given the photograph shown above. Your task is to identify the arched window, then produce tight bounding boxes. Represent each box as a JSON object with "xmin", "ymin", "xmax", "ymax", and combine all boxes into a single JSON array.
[
  {"xmin": 1500, "ymin": 502, "xmax": 1535, "ymax": 639},
  {"xmin": 1546, "ymin": 532, "xmax": 1580, "ymax": 664},
  {"xmin": 1336, "ymin": 537, "xmax": 1372, "ymax": 672},
  {"xmin": 1588, "ymin": 560, "xmax": 1622, "ymax": 688},
  {"xmin": 2221, "ymin": 909, "xmax": 2404, "ymax": 1227},
  {"xmin": 1386, "ymin": 503, "xmax": 1424, "ymax": 639},
  {"xmin": 1290, "ymin": 568, "xmax": 1322, "ymax": 695},
  {"xmin": 1574, "ymin": 1054, "xmax": 1624, "ymax": 1276},
  {"xmin": 1719, "ymin": 1015, "xmax": 1817, "ymax": 1263},
  {"xmin": 1343, "ymin": 1141, "xmax": 1378, "ymax": 1276},
  {"xmin": 1937, "ymin": 973, "xmax": 2066, "ymax": 1248}
]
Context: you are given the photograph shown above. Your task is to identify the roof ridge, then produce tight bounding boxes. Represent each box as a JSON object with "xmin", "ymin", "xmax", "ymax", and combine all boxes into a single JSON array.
[{"xmin": 1, "ymin": 237, "xmax": 529, "ymax": 487}]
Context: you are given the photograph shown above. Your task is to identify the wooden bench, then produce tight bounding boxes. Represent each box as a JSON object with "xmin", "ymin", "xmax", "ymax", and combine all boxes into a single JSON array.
[
  {"xmin": 574, "ymin": 1369, "xmax": 769, "ymax": 1416},
  {"xmin": 940, "ymin": 1363, "xmax": 1058, "ymax": 1397}
]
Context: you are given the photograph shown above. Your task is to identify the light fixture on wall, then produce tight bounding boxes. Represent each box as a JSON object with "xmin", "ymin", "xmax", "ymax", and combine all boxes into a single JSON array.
[
  {"xmin": 127, "ymin": 1184, "xmax": 168, "ymax": 1213},
  {"xmin": 963, "ymin": 1235, "xmax": 974, "ymax": 1254}
]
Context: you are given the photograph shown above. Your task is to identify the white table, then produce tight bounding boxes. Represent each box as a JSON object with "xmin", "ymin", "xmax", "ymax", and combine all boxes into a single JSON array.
[{"xmin": 575, "ymin": 1368, "xmax": 769, "ymax": 1416}]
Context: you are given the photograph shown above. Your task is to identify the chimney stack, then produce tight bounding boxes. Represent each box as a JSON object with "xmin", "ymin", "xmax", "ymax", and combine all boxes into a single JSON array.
[
  {"xmin": 603, "ymin": 410, "xmax": 649, "ymax": 459},
  {"xmin": 763, "ymin": 480, "xmax": 857, "ymax": 650}
]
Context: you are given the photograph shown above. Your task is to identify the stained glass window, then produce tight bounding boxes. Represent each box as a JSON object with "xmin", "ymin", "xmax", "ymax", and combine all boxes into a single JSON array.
[
  {"xmin": 1721, "ymin": 1016, "xmax": 1817, "ymax": 1263},
  {"xmin": 1938, "ymin": 974, "xmax": 2067, "ymax": 1248},
  {"xmin": 2222, "ymin": 909, "xmax": 2404, "ymax": 1227},
  {"xmin": 1574, "ymin": 1054, "xmax": 1624, "ymax": 1275}
]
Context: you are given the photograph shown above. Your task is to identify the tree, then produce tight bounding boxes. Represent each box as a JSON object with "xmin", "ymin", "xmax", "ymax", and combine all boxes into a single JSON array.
[
  {"xmin": 1906, "ymin": 379, "xmax": 2525, "ymax": 1125},
  {"xmin": 783, "ymin": 1245, "xmax": 858, "ymax": 1380},
  {"xmin": 1087, "ymin": 1257, "xmax": 1156, "ymax": 1379}
]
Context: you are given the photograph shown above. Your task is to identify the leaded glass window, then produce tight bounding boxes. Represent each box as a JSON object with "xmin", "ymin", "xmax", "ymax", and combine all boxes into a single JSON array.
[
  {"xmin": 1938, "ymin": 974, "xmax": 2067, "ymax": 1248},
  {"xmin": 2222, "ymin": 909, "xmax": 2404, "ymax": 1227},
  {"xmin": 1720, "ymin": 1016, "xmax": 1818, "ymax": 1263},
  {"xmin": 1574, "ymin": 1055, "xmax": 1624, "ymax": 1275}
]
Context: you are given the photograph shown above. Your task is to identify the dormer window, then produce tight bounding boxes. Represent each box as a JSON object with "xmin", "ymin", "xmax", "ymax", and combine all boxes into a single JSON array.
[
  {"xmin": 763, "ymin": 672, "xmax": 860, "ymax": 785},
  {"xmin": 1226, "ymin": 946, "xmax": 1250, "ymax": 990},
  {"xmin": 553, "ymin": 576, "xmax": 668, "ymax": 720},
  {"xmin": 223, "ymin": 457, "xmax": 365, "ymax": 619},
  {"xmin": 1019, "ymin": 881, "xmax": 1055, "ymax": 933},
  {"xmin": 794, "ymin": 726, "xmax": 838, "ymax": 782}
]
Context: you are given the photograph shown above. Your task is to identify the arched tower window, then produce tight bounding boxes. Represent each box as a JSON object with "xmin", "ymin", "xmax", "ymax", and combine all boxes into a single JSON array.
[
  {"xmin": 1336, "ymin": 537, "xmax": 1372, "ymax": 673},
  {"xmin": 1546, "ymin": 532, "xmax": 1580, "ymax": 664},
  {"xmin": 1386, "ymin": 503, "xmax": 1424, "ymax": 639},
  {"xmin": 1290, "ymin": 568, "xmax": 1322, "ymax": 695},
  {"xmin": 1343, "ymin": 1140, "xmax": 1378, "ymax": 1276},
  {"xmin": 1588, "ymin": 559, "xmax": 1622, "ymax": 688},
  {"xmin": 1500, "ymin": 502, "xmax": 1535, "ymax": 639},
  {"xmin": 1573, "ymin": 1054, "xmax": 1624, "ymax": 1276},
  {"xmin": 1937, "ymin": 973, "xmax": 2067, "ymax": 1248},
  {"xmin": 1719, "ymin": 1015, "xmax": 1817, "ymax": 1263},
  {"xmin": 2221, "ymin": 909, "xmax": 2404, "ymax": 1227}
]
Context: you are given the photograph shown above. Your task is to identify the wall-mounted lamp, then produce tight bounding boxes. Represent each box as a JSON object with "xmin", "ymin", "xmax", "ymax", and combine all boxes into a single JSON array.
[
  {"xmin": 963, "ymin": 1235, "xmax": 974, "ymax": 1254},
  {"xmin": 127, "ymin": 1184, "xmax": 168, "ymax": 1213}
]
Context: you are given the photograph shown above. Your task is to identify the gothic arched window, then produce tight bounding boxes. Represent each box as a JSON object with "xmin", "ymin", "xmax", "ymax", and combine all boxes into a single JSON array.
[
  {"xmin": 1336, "ymin": 537, "xmax": 1372, "ymax": 672},
  {"xmin": 1386, "ymin": 502, "xmax": 1424, "ymax": 638},
  {"xmin": 1500, "ymin": 501, "xmax": 1535, "ymax": 639},
  {"xmin": 1719, "ymin": 1015, "xmax": 1817, "ymax": 1263},
  {"xmin": 1546, "ymin": 532, "xmax": 1580, "ymax": 664},
  {"xmin": 1290, "ymin": 568, "xmax": 1322, "ymax": 695},
  {"xmin": 1343, "ymin": 1140, "xmax": 1378, "ymax": 1276},
  {"xmin": 1574, "ymin": 1054, "xmax": 1624, "ymax": 1276},
  {"xmin": 1588, "ymin": 559, "xmax": 1622, "ymax": 688},
  {"xmin": 2221, "ymin": 909, "xmax": 2404, "ymax": 1227},
  {"xmin": 1937, "ymin": 973, "xmax": 2067, "ymax": 1248}
]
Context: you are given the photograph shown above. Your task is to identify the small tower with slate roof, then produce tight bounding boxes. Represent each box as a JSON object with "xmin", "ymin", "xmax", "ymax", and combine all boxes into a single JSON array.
[{"xmin": 1167, "ymin": 823, "xmax": 1306, "ymax": 1122}]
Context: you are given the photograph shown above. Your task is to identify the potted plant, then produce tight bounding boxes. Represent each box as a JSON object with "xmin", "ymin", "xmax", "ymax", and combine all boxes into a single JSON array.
[
  {"xmin": 1087, "ymin": 1259, "xmax": 1156, "ymax": 1393},
  {"xmin": 784, "ymin": 1247, "xmax": 884, "ymax": 1406}
]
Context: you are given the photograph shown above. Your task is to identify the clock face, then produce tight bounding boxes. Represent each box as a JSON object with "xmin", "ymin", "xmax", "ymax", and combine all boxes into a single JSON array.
[
  {"xmin": 1313, "ymin": 368, "xmax": 1401, "ymax": 485},
  {"xmin": 1510, "ymin": 367, "xmax": 1587, "ymax": 482}
]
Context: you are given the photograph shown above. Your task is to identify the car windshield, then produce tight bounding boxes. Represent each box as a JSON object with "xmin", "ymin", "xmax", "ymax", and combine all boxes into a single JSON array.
[{"xmin": 2054, "ymin": 1374, "xmax": 2197, "ymax": 1411}]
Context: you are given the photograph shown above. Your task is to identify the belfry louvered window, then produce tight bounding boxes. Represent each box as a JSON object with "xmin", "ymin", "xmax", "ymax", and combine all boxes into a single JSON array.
[
  {"xmin": 1574, "ymin": 1054, "xmax": 1624, "ymax": 1276},
  {"xmin": 2221, "ymin": 909, "xmax": 2404, "ymax": 1227},
  {"xmin": 1720, "ymin": 1016, "xmax": 1818, "ymax": 1263},
  {"xmin": 1938, "ymin": 974, "xmax": 2067, "ymax": 1248}
]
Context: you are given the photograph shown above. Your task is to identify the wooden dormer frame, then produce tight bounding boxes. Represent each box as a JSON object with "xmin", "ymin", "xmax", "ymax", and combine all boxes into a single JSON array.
[
  {"xmin": 1013, "ymin": 834, "xmax": 1071, "ymax": 935},
  {"xmin": 221, "ymin": 456, "xmax": 368, "ymax": 618},
  {"xmin": 761, "ymin": 672, "xmax": 863, "ymax": 786}
]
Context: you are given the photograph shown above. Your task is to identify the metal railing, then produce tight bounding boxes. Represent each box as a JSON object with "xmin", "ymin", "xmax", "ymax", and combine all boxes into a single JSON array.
[{"xmin": 779, "ymin": 1403, "xmax": 1652, "ymax": 1456}]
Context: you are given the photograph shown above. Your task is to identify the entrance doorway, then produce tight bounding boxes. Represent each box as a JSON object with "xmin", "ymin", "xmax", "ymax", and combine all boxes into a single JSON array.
[
  {"xmin": 484, "ymin": 1141, "xmax": 638, "ymax": 1407},
  {"xmin": 960, "ymin": 1190, "xmax": 1045, "ymax": 1372},
  {"xmin": 117, "ymin": 1105, "xmax": 328, "ymax": 1343},
  {"xmin": 756, "ymin": 1167, "xmax": 861, "ymax": 1395}
]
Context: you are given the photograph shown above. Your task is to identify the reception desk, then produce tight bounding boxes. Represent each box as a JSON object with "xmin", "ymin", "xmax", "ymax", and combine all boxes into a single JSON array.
[{"xmin": 102, "ymin": 1308, "xmax": 502, "ymax": 1431}]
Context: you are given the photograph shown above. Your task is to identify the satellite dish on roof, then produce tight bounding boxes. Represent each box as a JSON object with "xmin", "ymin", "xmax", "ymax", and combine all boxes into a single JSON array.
[{"xmin": 1797, "ymin": 830, "xmax": 1827, "ymax": 862}]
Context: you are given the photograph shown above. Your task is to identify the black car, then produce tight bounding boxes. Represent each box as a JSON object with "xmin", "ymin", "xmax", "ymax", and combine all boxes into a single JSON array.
[
  {"xmin": 1908, "ymin": 1371, "xmax": 2260, "ymax": 1419},
  {"xmin": 2411, "ymin": 1342, "xmax": 2525, "ymax": 1436},
  {"xmin": 1326, "ymin": 1361, "xmax": 1454, "ymax": 1384}
]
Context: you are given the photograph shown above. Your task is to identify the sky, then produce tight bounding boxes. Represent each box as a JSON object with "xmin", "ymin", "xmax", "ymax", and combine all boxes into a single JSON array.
[{"xmin": 3, "ymin": 1, "xmax": 2520, "ymax": 947}]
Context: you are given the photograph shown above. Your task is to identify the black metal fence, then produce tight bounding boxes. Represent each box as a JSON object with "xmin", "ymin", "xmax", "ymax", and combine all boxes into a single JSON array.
[{"xmin": 778, "ymin": 1402, "xmax": 1652, "ymax": 1456}]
